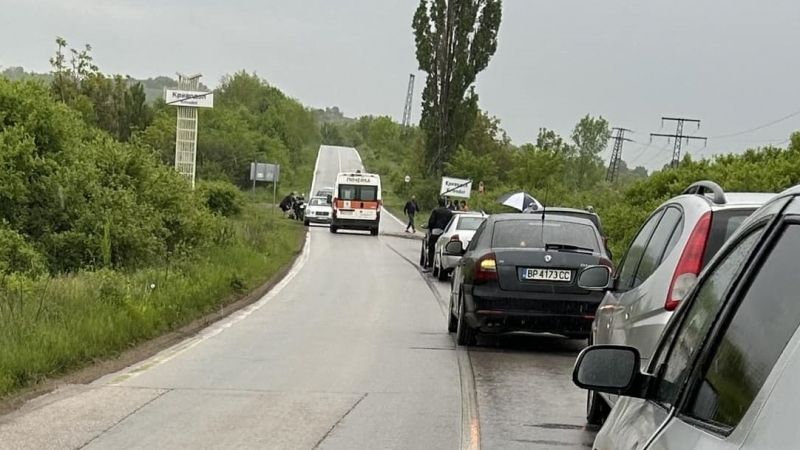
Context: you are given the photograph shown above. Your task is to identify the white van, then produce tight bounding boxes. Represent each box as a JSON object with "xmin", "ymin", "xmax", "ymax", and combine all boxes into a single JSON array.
[{"xmin": 329, "ymin": 170, "xmax": 382, "ymax": 236}]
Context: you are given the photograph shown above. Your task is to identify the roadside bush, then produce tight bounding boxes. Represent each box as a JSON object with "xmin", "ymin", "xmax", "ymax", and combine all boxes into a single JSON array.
[{"xmin": 197, "ymin": 180, "xmax": 245, "ymax": 217}]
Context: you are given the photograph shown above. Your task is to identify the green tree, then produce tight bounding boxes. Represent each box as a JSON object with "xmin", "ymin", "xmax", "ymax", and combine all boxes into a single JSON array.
[
  {"xmin": 569, "ymin": 114, "xmax": 611, "ymax": 190},
  {"xmin": 412, "ymin": 0, "xmax": 503, "ymax": 176}
]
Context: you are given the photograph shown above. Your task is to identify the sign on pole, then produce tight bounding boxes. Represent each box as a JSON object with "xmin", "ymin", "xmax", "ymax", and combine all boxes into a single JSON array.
[
  {"xmin": 166, "ymin": 72, "xmax": 214, "ymax": 189},
  {"xmin": 164, "ymin": 89, "xmax": 215, "ymax": 108},
  {"xmin": 249, "ymin": 162, "xmax": 281, "ymax": 183},
  {"xmin": 440, "ymin": 176, "xmax": 472, "ymax": 198}
]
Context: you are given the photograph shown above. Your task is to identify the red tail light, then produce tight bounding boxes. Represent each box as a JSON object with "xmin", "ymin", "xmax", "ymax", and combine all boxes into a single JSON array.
[
  {"xmin": 475, "ymin": 252, "xmax": 498, "ymax": 281},
  {"xmin": 666, "ymin": 211, "xmax": 711, "ymax": 311},
  {"xmin": 450, "ymin": 234, "xmax": 460, "ymax": 242}
]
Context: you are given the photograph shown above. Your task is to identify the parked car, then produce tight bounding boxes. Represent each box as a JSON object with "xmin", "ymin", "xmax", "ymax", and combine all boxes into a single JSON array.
[
  {"xmin": 445, "ymin": 213, "xmax": 613, "ymax": 345},
  {"xmin": 587, "ymin": 180, "xmax": 776, "ymax": 424},
  {"xmin": 419, "ymin": 210, "xmax": 473, "ymax": 269},
  {"xmin": 573, "ymin": 182, "xmax": 800, "ymax": 449},
  {"xmin": 303, "ymin": 196, "xmax": 333, "ymax": 226},
  {"xmin": 315, "ymin": 187, "xmax": 334, "ymax": 199},
  {"xmin": 431, "ymin": 212, "xmax": 488, "ymax": 281},
  {"xmin": 524, "ymin": 206, "xmax": 612, "ymax": 258}
]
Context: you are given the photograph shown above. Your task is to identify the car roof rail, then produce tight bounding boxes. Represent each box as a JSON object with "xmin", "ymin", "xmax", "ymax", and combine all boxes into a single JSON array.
[{"xmin": 682, "ymin": 180, "xmax": 726, "ymax": 205}]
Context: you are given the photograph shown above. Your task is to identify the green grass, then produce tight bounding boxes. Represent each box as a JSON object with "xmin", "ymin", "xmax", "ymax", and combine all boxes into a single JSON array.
[{"xmin": 0, "ymin": 203, "xmax": 304, "ymax": 398}]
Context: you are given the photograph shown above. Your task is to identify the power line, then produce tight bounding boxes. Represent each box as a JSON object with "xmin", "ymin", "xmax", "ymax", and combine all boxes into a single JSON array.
[
  {"xmin": 606, "ymin": 127, "xmax": 633, "ymax": 183},
  {"xmin": 650, "ymin": 117, "xmax": 707, "ymax": 169},
  {"xmin": 704, "ymin": 108, "xmax": 800, "ymax": 139}
]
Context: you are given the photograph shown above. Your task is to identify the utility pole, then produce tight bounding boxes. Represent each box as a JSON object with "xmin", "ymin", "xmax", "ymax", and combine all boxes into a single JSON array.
[
  {"xmin": 650, "ymin": 117, "xmax": 707, "ymax": 169},
  {"xmin": 401, "ymin": 73, "xmax": 415, "ymax": 128},
  {"xmin": 606, "ymin": 127, "xmax": 633, "ymax": 183}
]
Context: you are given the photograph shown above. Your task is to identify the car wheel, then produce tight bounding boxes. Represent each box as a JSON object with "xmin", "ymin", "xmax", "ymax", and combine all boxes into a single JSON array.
[
  {"xmin": 586, "ymin": 389, "xmax": 608, "ymax": 426},
  {"xmin": 330, "ymin": 225, "xmax": 337, "ymax": 233},
  {"xmin": 370, "ymin": 227, "xmax": 379, "ymax": 236},
  {"xmin": 455, "ymin": 291, "xmax": 477, "ymax": 346},
  {"xmin": 419, "ymin": 242, "xmax": 426, "ymax": 267},
  {"xmin": 437, "ymin": 253, "xmax": 448, "ymax": 282},
  {"xmin": 447, "ymin": 290, "xmax": 458, "ymax": 332},
  {"xmin": 304, "ymin": 219, "xmax": 310, "ymax": 226}
]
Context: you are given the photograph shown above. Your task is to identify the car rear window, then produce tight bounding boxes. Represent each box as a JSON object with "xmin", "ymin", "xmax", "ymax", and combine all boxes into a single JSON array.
[
  {"xmin": 491, "ymin": 219, "xmax": 600, "ymax": 251},
  {"xmin": 702, "ymin": 208, "xmax": 757, "ymax": 267},
  {"xmin": 528, "ymin": 211, "xmax": 603, "ymax": 234},
  {"xmin": 457, "ymin": 217, "xmax": 485, "ymax": 231}
]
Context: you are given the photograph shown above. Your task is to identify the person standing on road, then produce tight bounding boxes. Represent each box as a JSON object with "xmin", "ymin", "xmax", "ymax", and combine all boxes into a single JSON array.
[
  {"xmin": 403, "ymin": 195, "xmax": 419, "ymax": 233},
  {"xmin": 460, "ymin": 200, "xmax": 469, "ymax": 211},
  {"xmin": 425, "ymin": 197, "xmax": 453, "ymax": 271}
]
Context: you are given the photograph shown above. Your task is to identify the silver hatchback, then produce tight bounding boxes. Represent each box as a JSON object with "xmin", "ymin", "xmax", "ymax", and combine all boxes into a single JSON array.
[{"xmin": 588, "ymin": 180, "xmax": 776, "ymax": 424}]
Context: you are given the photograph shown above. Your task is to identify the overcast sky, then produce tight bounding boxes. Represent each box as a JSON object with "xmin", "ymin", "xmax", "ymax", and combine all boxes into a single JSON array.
[{"xmin": 2, "ymin": 0, "xmax": 800, "ymax": 171}]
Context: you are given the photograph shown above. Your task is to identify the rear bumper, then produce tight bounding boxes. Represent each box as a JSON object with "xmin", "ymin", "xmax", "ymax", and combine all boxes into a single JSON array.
[
  {"xmin": 440, "ymin": 254, "xmax": 461, "ymax": 271},
  {"xmin": 463, "ymin": 285, "xmax": 603, "ymax": 338},
  {"xmin": 332, "ymin": 218, "xmax": 380, "ymax": 230}
]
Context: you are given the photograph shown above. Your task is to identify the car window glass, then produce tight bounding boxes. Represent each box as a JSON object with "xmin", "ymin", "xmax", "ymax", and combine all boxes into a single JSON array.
[
  {"xmin": 467, "ymin": 222, "xmax": 486, "ymax": 252},
  {"xmin": 616, "ymin": 209, "xmax": 665, "ymax": 290},
  {"xmin": 685, "ymin": 223, "xmax": 800, "ymax": 430},
  {"xmin": 457, "ymin": 217, "xmax": 486, "ymax": 231},
  {"xmin": 633, "ymin": 207, "xmax": 682, "ymax": 288},
  {"xmin": 491, "ymin": 220, "xmax": 600, "ymax": 251},
  {"xmin": 662, "ymin": 220, "xmax": 684, "ymax": 265},
  {"xmin": 650, "ymin": 227, "xmax": 764, "ymax": 408}
]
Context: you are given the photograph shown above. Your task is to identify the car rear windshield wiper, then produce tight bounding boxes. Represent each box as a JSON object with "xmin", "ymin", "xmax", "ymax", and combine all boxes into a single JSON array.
[{"xmin": 545, "ymin": 243, "xmax": 595, "ymax": 253}]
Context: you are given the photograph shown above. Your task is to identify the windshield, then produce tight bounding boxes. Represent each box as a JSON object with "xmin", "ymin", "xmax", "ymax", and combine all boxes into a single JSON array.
[
  {"xmin": 491, "ymin": 219, "xmax": 600, "ymax": 251},
  {"xmin": 457, "ymin": 217, "xmax": 486, "ymax": 231},
  {"xmin": 309, "ymin": 198, "xmax": 327, "ymax": 206},
  {"xmin": 338, "ymin": 185, "xmax": 378, "ymax": 201}
]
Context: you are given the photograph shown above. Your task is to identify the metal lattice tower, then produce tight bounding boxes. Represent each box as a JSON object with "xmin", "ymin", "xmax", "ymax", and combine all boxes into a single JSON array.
[
  {"xmin": 174, "ymin": 72, "xmax": 202, "ymax": 188},
  {"xmin": 606, "ymin": 127, "xmax": 633, "ymax": 183},
  {"xmin": 401, "ymin": 73, "xmax": 415, "ymax": 128},
  {"xmin": 650, "ymin": 117, "xmax": 707, "ymax": 169}
]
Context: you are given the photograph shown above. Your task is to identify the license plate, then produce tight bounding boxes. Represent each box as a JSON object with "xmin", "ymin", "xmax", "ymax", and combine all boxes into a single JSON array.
[{"xmin": 522, "ymin": 268, "xmax": 572, "ymax": 282}]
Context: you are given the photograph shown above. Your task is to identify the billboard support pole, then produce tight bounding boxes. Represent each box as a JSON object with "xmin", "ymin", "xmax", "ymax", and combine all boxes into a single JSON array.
[{"xmin": 167, "ymin": 72, "xmax": 214, "ymax": 189}]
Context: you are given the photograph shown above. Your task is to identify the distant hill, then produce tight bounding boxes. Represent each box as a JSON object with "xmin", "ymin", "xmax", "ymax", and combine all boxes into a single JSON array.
[{"xmin": 0, "ymin": 66, "xmax": 211, "ymax": 103}]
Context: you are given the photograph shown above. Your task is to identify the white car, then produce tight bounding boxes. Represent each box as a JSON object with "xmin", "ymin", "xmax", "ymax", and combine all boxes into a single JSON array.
[
  {"xmin": 432, "ymin": 212, "xmax": 487, "ymax": 281},
  {"xmin": 303, "ymin": 196, "xmax": 332, "ymax": 226}
]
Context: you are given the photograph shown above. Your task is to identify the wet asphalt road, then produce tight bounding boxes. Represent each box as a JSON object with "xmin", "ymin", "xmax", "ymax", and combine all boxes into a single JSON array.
[{"xmin": 0, "ymin": 145, "xmax": 597, "ymax": 449}]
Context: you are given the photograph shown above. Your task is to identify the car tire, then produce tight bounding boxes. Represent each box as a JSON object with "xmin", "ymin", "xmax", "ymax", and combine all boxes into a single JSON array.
[
  {"xmin": 330, "ymin": 225, "xmax": 337, "ymax": 233},
  {"xmin": 437, "ymin": 256, "xmax": 448, "ymax": 282},
  {"xmin": 370, "ymin": 227, "xmax": 379, "ymax": 236},
  {"xmin": 586, "ymin": 389, "xmax": 608, "ymax": 426},
  {"xmin": 432, "ymin": 254, "xmax": 440, "ymax": 277},
  {"xmin": 304, "ymin": 219, "xmax": 310, "ymax": 226},
  {"xmin": 419, "ymin": 242, "xmax": 426, "ymax": 267},
  {"xmin": 447, "ymin": 291, "xmax": 458, "ymax": 332},
  {"xmin": 455, "ymin": 291, "xmax": 477, "ymax": 346}
]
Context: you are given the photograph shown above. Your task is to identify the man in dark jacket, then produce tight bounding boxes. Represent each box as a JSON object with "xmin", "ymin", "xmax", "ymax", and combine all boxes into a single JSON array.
[
  {"xmin": 403, "ymin": 195, "xmax": 419, "ymax": 233},
  {"xmin": 425, "ymin": 197, "xmax": 453, "ymax": 270},
  {"xmin": 279, "ymin": 192, "xmax": 296, "ymax": 217}
]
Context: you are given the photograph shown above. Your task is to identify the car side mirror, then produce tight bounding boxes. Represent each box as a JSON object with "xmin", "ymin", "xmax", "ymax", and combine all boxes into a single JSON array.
[
  {"xmin": 445, "ymin": 241, "xmax": 466, "ymax": 255},
  {"xmin": 573, "ymin": 345, "xmax": 646, "ymax": 397},
  {"xmin": 577, "ymin": 266, "xmax": 613, "ymax": 290},
  {"xmin": 326, "ymin": 194, "xmax": 332, "ymax": 204}
]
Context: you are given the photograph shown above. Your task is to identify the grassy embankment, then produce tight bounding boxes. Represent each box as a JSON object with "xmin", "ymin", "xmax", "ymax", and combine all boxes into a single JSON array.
[{"xmin": 0, "ymin": 200, "xmax": 305, "ymax": 398}]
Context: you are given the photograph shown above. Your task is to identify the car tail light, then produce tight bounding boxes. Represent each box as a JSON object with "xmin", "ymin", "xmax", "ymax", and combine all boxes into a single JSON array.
[
  {"xmin": 475, "ymin": 253, "xmax": 498, "ymax": 281},
  {"xmin": 450, "ymin": 234, "xmax": 460, "ymax": 242},
  {"xmin": 666, "ymin": 211, "xmax": 711, "ymax": 311}
]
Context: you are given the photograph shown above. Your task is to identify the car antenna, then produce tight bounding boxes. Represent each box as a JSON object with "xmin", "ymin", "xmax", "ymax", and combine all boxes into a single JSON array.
[{"xmin": 540, "ymin": 186, "xmax": 549, "ymax": 245}]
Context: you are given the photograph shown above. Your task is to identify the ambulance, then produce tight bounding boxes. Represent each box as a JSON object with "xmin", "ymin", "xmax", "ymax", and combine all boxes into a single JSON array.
[{"xmin": 329, "ymin": 170, "xmax": 382, "ymax": 235}]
